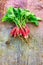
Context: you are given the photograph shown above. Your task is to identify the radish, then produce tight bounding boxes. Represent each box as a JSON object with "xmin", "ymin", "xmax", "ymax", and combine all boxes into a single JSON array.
[
  {"xmin": 14, "ymin": 31, "xmax": 17, "ymax": 37},
  {"xmin": 24, "ymin": 25, "xmax": 30, "ymax": 35},
  {"xmin": 16, "ymin": 27, "xmax": 19, "ymax": 36},
  {"xmin": 10, "ymin": 26, "xmax": 19, "ymax": 37},
  {"xmin": 10, "ymin": 27, "xmax": 16, "ymax": 36},
  {"xmin": 20, "ymin": 28, "xmax": 27, "ymax": 38},
  {"xmin": 19, "ymin": 29, "xmax": 22, "ymax": 35},
  {"xmin": 10, "ymin": 25, "xmax": 30, "ymax": 38},
  {"xmin": 20, "ymin": 25, "xmax": 30, "ymax": 38}
]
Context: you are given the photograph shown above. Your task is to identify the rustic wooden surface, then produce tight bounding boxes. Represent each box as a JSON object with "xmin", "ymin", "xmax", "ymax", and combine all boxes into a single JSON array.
[{"xmin": 0, "ymin": 0, "xmax": 43, "ymax": 65}]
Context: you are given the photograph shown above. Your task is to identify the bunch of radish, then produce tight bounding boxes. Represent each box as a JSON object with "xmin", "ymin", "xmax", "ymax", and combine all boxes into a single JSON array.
[
  {"xmin": 10, "ymin": 25, "xmax": 30, "ymax": 38},
  {"xmin": 2, "ymin": 7, "xmax": 41, "ymax": 40}
]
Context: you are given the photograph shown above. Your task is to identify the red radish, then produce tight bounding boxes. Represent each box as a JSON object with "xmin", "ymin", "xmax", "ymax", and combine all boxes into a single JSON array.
[
  {"xmin": 19, "ymin": 28, "xmax": 22, "ymax": 35},
  {"xmin": 13, "ymin": 30, "xmax": 17, "ymax": 37},
  {"xmin": 14, "ymin": 27, "xmax": 19, "ymax": 37},
  {"xmin": 24, "ymin": 25, "xmax": 30, "ymax": 35},
  {"xmin": 20, "ymin": 25, "xmax": 30, "ymax": 38},
  {"xmin": 10, "ymin": 25, "xmax": 30, "ymax": 38},
  {"xmin": 10, "ymin": 26, "xmax": 20, "ymax": 37},
  {"xmin": 20, "ymin": 28, "xmax": 27, "ymax": 38},
  {"xmin": 16, "ymin": 27, "xmax": 19, "ymax": 36},
  {"xmin": 10, "ymin": 27, "xmax": 16, "ymax": 36}
]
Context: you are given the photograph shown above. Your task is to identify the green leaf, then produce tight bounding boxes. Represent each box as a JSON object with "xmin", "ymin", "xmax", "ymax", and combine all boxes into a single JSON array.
[
  {"xmin": 26, "ymin": 14, "xmax": 40, "ymax": 26},
  {"xmin": 2, "ymin": 7, "xmax": 15, "ymax": 22},
  {"xmin": 2, "ymin": 7, "xmax": 41, "ymax": 28},
  {"xmin": 37, "ymin": 17, "xmax": 42, "ymax": 21},
  {"xmin": 34, "ymin": 21, "xmax": 39, "ymax": 26}
]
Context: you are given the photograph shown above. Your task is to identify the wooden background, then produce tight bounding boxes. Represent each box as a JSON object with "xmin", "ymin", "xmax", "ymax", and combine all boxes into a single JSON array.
[{"xmin": 0, "ymin": 0, "xmax": 43, "ymax": 65}]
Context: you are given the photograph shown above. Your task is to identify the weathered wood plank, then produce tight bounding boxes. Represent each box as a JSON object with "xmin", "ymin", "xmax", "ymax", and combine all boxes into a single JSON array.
[{"xmin": 0, "ymin": 0, "xmax": 43, "ymax": 65}]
